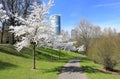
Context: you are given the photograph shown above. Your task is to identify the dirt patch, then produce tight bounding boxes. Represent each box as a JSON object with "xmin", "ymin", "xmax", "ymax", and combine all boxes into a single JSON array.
[{"xmin": 98, "ymin": 68, "xmax": 120, "ymax": 75}]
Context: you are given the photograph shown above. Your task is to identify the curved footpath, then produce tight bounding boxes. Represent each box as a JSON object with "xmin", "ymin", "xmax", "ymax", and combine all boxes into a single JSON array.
[{"xmin": 57, "ymin": 58, "xmax": 88, "ymax": 79}]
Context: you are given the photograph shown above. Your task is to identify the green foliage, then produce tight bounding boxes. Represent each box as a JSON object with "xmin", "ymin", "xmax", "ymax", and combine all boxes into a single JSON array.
[
  {"xmin": 80, "ymin": 56, "xmax": 120, "ymax": 79},
  {"xmin": 0, "ymin": 44, "xmax": 79, "ymax": 79}
]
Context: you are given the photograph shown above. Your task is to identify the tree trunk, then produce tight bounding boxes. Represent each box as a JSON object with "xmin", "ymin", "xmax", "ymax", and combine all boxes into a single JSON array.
[
  {"xmin": 51, "ymin": 55, "xmax": 53, "ymax": 61},
  {"xmin": 50, "ymin": 47, "xmax": 53, "ymax": 61},
  {"xmin": 84, "ymin": 43, "xmax": 88, "ymax": 55},
  {"xmin": 33, "ymin": 43, "xmax": 36, "ymax": 69},
  {"xmin": 1, "ymin": 23, "xmax": 4, "ymax": 44},
  {"xmin": 104, "ymin": 66, "xmax": 114, "ymax": 71},
  {"xmin": 59, "ymin": 49, "xmax": 61, "ymax": 60},
  {"xmin": 11, "ymin": 33, "xmax": 15, "ymax": 44},
  {"xmin": 104, "ymin": 60, "xmax": 114, "ymax": 71}
]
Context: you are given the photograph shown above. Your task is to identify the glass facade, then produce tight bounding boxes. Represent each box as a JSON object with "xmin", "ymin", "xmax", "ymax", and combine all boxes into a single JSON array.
[{"xmin": 50, "ymin": 15, "xmax": 61, "ymax": 35}]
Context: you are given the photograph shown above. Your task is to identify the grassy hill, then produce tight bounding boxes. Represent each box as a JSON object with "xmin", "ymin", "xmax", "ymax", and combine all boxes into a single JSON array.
[{"xmin": 0, "ymin": 44, "xmax": 79, "ymax": 79}]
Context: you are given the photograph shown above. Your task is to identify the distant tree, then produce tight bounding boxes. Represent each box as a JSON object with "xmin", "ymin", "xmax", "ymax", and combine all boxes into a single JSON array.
[
  {"xmin": 102, "ymin": 27, "xmax": 117, "ymax": 37},
  {"xmin": 10, "ymin": 0, "xmax": 54, "ymax": 69},
  {"xmin": 52, "ymin": 30, "xmax": 71, "ymax": 60},
  {"xmin": 75, "ymin": 19, "xmax": 94, "ymax": 55},
  {"xmin": 92, "ymin": 25, "xmax": 101, "ymax": 38},
  {"xmin": 74, "ymin": 19, "xmax": 102, "ymax": 55}
]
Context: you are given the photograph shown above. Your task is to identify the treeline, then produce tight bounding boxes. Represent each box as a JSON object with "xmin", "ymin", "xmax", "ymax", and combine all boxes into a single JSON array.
[{"xmin": 73, "ymin": 19, "xmax": 120, "ymax": 71}]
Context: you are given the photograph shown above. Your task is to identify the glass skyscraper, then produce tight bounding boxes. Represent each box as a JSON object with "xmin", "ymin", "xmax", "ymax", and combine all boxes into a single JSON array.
[{"xmin": 50, "ymin": 15, "xmax": 61, "ymax": 35}]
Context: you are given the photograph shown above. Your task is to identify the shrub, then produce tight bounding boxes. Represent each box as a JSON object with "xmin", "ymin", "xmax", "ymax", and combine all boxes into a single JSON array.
[{"xmin": 88, "ymin": 36, "xmax": 120, "ymax": 71}]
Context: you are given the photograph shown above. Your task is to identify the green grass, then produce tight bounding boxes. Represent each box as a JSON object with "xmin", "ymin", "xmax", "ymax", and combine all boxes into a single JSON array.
[
  {"xmin": 0, "ymin": 44, "xmax": 80, "ymax": 79},
  {"xmin": 80, "ymin": 56, "xmax": 120, "ymax": 79}
]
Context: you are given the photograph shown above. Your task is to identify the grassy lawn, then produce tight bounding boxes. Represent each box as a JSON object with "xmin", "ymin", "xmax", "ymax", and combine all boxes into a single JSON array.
[
  {"xmin": 0, "ymin": 44, "xmax": 80, "ymax": 79},
  {"xmin": 80, "ymin": 56, "xmax": 120, "ymax": 79}
]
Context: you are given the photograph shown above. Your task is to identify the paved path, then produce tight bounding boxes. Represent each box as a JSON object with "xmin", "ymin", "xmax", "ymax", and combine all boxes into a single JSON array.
[{"xmin": 57, "ymin": 58, "xmax": 88, "ymax": 79}]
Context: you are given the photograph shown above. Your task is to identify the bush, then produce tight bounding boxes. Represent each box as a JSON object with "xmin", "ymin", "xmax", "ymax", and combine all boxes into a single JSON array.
[{"xmin": 88, "ymin": 36, "xmax": 120, "ymax": 71}]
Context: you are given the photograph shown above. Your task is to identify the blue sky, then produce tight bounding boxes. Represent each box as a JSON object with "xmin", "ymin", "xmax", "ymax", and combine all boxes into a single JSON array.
[
  {"xmin": 0, "ymin": 0, "xmax": 120, "ymax": 33},
  {"xmin": 47, "ymin": 0, "xmax": 120, "ymax": 33}
]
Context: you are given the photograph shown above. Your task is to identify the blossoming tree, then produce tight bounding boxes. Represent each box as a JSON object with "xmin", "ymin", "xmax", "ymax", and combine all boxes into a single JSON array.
[
  {"xmin": 52, "ymin": 30, "xmax": 75, "ymax": 59},
  {"xmin": 9, "ymin": 0, "xmax": 54, "ymax": 69}
]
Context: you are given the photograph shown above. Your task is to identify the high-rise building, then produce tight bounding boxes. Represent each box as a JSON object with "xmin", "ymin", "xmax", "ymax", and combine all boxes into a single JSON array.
[
  {"xmin": 71, "ymin": 29, "xmax": 78, "ymax": 38},
  {"xmin": 50, "ymin": 15, "xmax": 61, "ymax": 35}
]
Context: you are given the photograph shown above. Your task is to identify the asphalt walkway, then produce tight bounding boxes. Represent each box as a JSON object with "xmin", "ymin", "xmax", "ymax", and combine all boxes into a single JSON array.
[{"xmin": 57, "ymin": 58, "xmax": 88, "ymax": 79}]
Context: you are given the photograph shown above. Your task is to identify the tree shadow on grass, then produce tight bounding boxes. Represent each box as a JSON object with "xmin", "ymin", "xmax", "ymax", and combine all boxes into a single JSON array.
[
  {"xmin": 80, "ymin": 57, "xmax": 91, "ymax": 62},
  {"xmin": 0, "ymin": 44, "xmax": 32, "ymax": 58},
  {"xmin": 61, "ymin": 66, "xmax": 83, "ymax": 73},
  {"xmin": 0, "ymin": 46, "xmax": 20, "ymax": 56},
  {"xmin": 81, "ymin": 65, "xmax": 115, "ymax": 75},
  {"xmin": 80, "ymin": 57, "xmax": 120, "ymax": 74},
  {"xmin": 0, "ymin": 61, "xmax": 17, "ymax": 70},
  {"xmin": 68, "ymin": 58, "xmax": 80, "ymax": 63},
  {"xmin": 81, "ymin": 66, "xmax": 120, "ymax": 74},
  {"xmin": 36, "ymin": 50, "xmax": 59, "ymax": 60},
  {"xmin": 41, "ymin": 66, "xmax": 63, "ymax": 74},
  {"xmin": 42, "ymin": 48, "xmax": 69, "ymax": 57},
  {"xmin": 36, "ymin": 49, "xmax": 71, "ymax": 62},
  {"xmin": 42, "ymin": 66, "xmax": 84, "ymax": 74}
]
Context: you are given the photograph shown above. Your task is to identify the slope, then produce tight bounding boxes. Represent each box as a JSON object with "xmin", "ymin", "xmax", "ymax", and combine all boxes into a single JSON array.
[{"xmin": 0, "ymin": 44, "xmax": 80, "ymax": 79}]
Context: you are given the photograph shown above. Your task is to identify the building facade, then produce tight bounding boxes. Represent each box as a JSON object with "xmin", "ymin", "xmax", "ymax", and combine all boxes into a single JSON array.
[
  {"xmin": 50, "ymin": 15, "xmax": 61, "ymax": 35},
  {"xmin": 71, "ymin": 28, "xmax": 78, "ymax": 38}
]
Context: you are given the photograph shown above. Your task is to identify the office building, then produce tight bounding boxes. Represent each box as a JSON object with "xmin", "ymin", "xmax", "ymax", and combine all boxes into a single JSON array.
[
  {"xmin": 71, "ymin": 28, "xmax": 78, "ymax": 38},
  {"xmin": 50, "ymin": 15, "xmax": 61, "ymax": 35}
]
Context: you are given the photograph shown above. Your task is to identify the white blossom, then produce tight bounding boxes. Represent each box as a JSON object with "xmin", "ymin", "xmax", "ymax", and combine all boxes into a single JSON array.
[
  {"xmin": 52, "ymin": 30, "xmax": 75, "ymax": 52},
  {"xmin": 77, "ymin": 45, "xmax": 85, "ymax": 52},
  {"xmin": 9, "ymin": 0, "xmax": 54, "ymax": 51},
  {"xmin": 0, "ymin": 8, "xmax": 9, "ymax": 22}
]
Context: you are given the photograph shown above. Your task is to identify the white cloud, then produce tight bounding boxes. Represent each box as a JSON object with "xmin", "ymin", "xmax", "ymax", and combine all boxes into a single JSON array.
[{"xmin": 95, "ymin": 2, "xmax": 120, "ymax": 8}]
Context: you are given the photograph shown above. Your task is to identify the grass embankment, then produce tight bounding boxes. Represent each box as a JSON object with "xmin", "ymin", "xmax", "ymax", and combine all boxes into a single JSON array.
[
  {"xmin": 80, "ymin": 56, "xmax": 120, "ymax": 79},
  {"xmin": 0, "ymin": 44, "xmax": 79, "ymax": 79}
]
